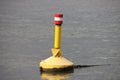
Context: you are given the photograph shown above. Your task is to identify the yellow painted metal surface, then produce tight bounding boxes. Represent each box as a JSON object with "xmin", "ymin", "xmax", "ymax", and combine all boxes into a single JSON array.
[
  {"xmin": 40, "ymin": 56, "xmax": 73, "ymax": 69},
  {"xmin": 54, "ymin": 25, "xmax": 61, "ymax": 49}
]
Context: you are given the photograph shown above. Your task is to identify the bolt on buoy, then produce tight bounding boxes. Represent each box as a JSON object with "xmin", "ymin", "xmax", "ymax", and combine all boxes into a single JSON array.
[{"xmin": 40, "ymin": 13, "xmax": 74, "ymax": 72}]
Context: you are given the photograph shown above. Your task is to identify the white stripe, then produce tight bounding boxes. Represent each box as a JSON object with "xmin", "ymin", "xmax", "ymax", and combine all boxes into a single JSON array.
[{"xmin": 54, "ymin": 17, "xmax": 63, "ymax": 21}]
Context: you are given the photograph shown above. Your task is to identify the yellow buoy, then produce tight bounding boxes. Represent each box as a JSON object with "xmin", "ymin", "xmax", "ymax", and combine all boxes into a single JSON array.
[{"xmin": 40, "ymin": 13, "xmax": 74, "ymax": 72}]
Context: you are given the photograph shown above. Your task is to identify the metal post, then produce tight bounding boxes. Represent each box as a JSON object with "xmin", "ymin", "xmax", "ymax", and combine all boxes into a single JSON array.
[{"xmin": 54, "ymin": 25, "xmax": 61, "ymax": 49}]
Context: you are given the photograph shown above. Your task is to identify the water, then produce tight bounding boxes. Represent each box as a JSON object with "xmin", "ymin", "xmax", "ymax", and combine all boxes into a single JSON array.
[{"xmin": 0, "ymin": 0, "xmax": 120, "ymax": 80}]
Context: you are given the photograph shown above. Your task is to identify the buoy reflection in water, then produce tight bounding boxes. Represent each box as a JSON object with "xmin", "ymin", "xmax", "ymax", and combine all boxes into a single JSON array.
[{"xmin": 40, "ymin": 71, "xmax": 73, "ymax": 80}]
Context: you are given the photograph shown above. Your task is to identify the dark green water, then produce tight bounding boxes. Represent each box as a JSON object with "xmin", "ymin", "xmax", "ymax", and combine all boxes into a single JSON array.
[{"xmin": 0, "ymin": 0, "xmax": 120, "ymax": 80}]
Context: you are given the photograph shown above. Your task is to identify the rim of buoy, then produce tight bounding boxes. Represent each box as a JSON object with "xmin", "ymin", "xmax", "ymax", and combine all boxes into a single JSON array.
[{"xmin": 40, "ymin": 66, "xmax": 73, "ymax": 73}]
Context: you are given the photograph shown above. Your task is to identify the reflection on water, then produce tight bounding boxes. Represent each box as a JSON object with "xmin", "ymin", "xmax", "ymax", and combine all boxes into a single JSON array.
[{"xmin": 40, "ymin": 71, "xmax": 73, "ymax": 80}]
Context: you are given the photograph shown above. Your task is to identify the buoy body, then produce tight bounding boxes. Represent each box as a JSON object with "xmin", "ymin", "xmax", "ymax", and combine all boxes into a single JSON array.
[
  {"xmin": 40, "ymin": 56, "xmax": 73, "ymax": 72},
  {"xmin": 40, "ymin": 13, "xmax": 74, "ymax": 72}
]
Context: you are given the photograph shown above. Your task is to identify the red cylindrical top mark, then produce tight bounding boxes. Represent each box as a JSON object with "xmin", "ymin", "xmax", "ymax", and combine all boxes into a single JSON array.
[{"xmin": 54, "ymin": 13, "xmax": 63, "ymax": 25}]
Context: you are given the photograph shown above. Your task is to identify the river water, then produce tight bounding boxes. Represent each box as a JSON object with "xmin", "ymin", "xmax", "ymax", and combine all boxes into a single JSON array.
[{"xmin": 0, "ymin": 0, "xmax": 120, "ymax": 80}]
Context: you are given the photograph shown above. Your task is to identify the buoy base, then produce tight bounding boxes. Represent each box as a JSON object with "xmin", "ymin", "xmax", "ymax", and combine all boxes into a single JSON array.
[
  {"xmin": 40, "ymin": 66, "xmax": 73, "ymax": 73},
  {"xmin": 40, "ymin": 56, "xmax": 74, "ymax": 73}
]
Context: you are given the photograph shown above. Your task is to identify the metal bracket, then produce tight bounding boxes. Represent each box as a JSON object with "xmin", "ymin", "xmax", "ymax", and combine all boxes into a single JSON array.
[{"xmin": 51, "ymin": 48, "xmax": 62, "ymax": 57}]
